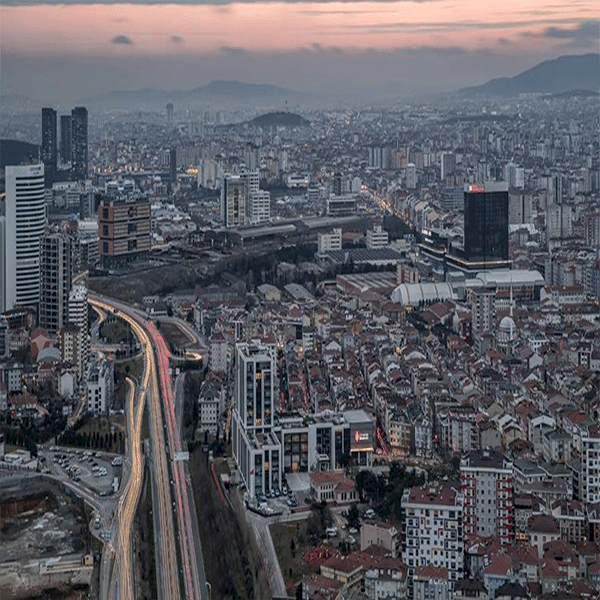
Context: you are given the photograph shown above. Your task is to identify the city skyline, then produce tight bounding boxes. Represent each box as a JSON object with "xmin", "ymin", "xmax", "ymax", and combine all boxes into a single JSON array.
[{"xmin": 1, "ymin": 0, "xmax": 598, "ymax": 103}]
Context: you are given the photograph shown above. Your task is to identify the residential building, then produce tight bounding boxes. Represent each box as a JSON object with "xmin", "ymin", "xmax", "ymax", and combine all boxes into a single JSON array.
[
  {"xmin": 248, "ymin": 190, "xmax": 271, "ymax": 224},
  {"xmin": 231, "ymin": 342, "xmax": 281, "ymax": 497},
  {"xmin": 413, "ymin": 565, "xmax": 449, "ymax": 600},
  {"xmin": 221, "ymin": 173, "xmax": 247, "ymax": 227},
  {"xmin": 401, "ymin": 483, "xmax": 464, "ymax": 592},
  {"xmin": 460, "ymin": 450, "xmax": 514, "ymax": 545},
  {"xmin": 361, "ymin": 521, "xmax": 399, "ymax": 557},
  {"xmin": 582, "ymin": 424, "xmax": 600, "ymax": 504},
  {"xmin": 67, "ymin": 285, "xmax": 89, "ymax": 380},
  {"xmin": 39, "ymin": 232, "xmax": 74, "ymax": 335},
  {"xmin": 86, "ymin": 357, "xmax": 114, "ymax": 414},
  {"xmin": 98, "ymin": 196, "xmax": 151, "ymax": 268},
  {"xmin": 1, "ymin": 164, "xmax": 46, "ymax": 312},
  {"xmin": 318, "ymin": 229, "xmax": 343, "ymax": 253}
]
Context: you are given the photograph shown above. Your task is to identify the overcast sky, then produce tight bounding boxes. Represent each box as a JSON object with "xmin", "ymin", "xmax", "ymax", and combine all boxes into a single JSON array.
[{"xmin": 1, "ymin": 0, "xmax": 598, "ymax": 104}]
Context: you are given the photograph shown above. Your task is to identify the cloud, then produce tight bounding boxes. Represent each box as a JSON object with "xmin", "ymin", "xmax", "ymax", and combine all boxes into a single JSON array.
[
  {"xmin": 112, "ymin": 34, "xmax": 133, "ymax": 45},
  {"xmin": 541, "ymin": 19, "xmax": 598, "ymax": 40},
  {"xmin": 221, "ymin": 45, "xmax": 245, "ymax": 56},
  {"xmin": 171, "ymin": 35, "xmax": 183, "ymax": 43},
  {"xmin": 4, "ymin": 0, "xmax": 443, "ymax": 4}
]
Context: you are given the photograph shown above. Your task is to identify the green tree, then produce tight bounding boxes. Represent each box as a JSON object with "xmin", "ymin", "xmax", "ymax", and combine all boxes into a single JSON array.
[{"xmin": 347, "ymin": 504, "xmax": 361, "ymax": 530}]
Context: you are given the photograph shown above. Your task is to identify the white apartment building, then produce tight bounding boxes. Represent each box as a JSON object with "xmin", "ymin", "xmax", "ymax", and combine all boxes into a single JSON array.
[
  {"xmin": 231, "ymin": 342, "xmax": 282, "ymax": 497},
  {"xmin": 318, "ymin": 228, "xmax": 342, "ymax": 253},
  {"xmin": 460, "ymin": 449, "xmax": 514, "ymax": 546},
  {"xmin": 401, "ymin": 483, "xmax": 464, "ymax": 591},
  {"xmin": 68, "ymin": 285, "xmax": 89, "ymax": 380},
  {"xmin": 86, "ymin": 357, "xmax": 114, "ymax": 414},
  {"xmin": 248, "ymin": 190, "xmax": 271, "ymax": 224},
  {"xmin": 1, "ymin": 164, "xmax": 47, "ymax": 312},
  {"xmin": 366, "ymin": 226, "xmax": 389, "ymax": 250},
  {"xmin": 582, "ymin": 424, "xmax": 600, "ymax": 504}
]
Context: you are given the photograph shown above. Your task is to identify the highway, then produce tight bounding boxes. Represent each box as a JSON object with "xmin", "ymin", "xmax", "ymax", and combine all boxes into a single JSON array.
[
  {"xmin": 91, "ymin": 294, "xmax": 207, "ymax": 600},
  {"xmin": 90, "ymin": 297, "xmax": 181, "ymax": 600}
]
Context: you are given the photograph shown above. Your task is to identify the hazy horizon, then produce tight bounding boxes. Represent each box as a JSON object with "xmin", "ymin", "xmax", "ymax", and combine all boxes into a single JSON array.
[{"xmin": 1, "ymin": 0, "xmax": 599, "ymax": 105}]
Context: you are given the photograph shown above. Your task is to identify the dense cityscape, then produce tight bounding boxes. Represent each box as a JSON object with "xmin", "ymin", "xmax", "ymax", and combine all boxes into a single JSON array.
[{"xmin": 0, "ymin": 50, "xmax": 599, "ymax": 600}]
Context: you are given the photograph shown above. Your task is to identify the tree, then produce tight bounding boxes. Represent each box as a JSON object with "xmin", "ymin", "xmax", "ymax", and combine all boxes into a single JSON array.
[
  {"xmin": 295, "ymin": 584, "xmax": 302, "ymax": 600},
  {"xmin": 347, "ymin": 503, "xmax": 361, "ymax": 530},
  {"xmin": 290, "ymin": 538, "xmax": 296, "ymax": 558}
]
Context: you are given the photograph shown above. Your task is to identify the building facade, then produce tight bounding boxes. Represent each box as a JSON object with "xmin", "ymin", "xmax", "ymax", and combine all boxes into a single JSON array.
[
  {"xmin": 1, "ymin": 164, "xmax": 47, "ymax": 312},
  {"xmin": 463, "ymin": 182, "xmax": 509, "ymax": 262},
  {"xmin": 231, "ymin": 342, "xmax": 282, "ymax": 497},
  {"xmin": 41, "ymin": 108, "xmax": 57, "ymax": 188},
  {"xmin": 98, "ymin": 197, "xmax": 151, "ymax": 268},
  {"xmin": 71, "ymin": 107, "xmax": 88, "ymax": 181},
  {"xmin": 401, "ymin": 483, "xmax": 464, "ymax": 594},
  {"xmin": 460, "ymin": 450, "xmax": 514, "ymax": 545},
  {"xmin": 39, "ymin": 232, "xmax": 74, "ymax": 335}
]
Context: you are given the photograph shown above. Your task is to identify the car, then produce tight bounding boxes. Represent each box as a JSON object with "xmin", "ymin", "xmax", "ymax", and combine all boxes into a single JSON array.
[
  {"xmin": 347, "ymin": 535, "xmax": 356, "ymax": 544},
  {"xmin": 349, "ymin": 527, "xmax": 358, "ymax": 535}
]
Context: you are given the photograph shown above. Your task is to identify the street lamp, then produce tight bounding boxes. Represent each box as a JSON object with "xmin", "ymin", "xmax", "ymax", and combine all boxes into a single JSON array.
[{"xmin": 206, "ymin": 582, "xmax": 212, "ymax": 600}]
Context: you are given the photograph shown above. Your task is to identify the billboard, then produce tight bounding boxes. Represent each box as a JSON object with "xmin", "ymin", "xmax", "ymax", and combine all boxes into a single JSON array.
[{"xmin": 350, "ymin": 421, "xmax": 373, "ymax": 452}]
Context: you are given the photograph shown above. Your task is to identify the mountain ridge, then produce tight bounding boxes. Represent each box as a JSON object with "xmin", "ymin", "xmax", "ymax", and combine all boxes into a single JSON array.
[{"xmin": 457, "ymin": 53, "xmax": 600, "ymax": 96}]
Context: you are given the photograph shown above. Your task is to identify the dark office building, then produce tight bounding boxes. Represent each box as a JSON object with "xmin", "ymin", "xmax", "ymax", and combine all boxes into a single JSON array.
[
  {"xmin": 71, "ymin": 107, "xmax": 88, "ymax": 181},
  {"xmin": 41, "ymin": 108, "xmax": 57, "ymax": 188},
  {"xmin": 464, "ymin": 182, "xmax": 509, "ymax": 262},
  {"xmin": 169, "ymin": 148, "xmax": 177, "ymax": 187},
  {"xmin": 60, "ymin": 115, "xmax": 72, "ymax": 164}
]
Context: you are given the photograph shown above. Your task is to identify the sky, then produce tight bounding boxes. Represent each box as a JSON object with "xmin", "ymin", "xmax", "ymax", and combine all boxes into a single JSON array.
[{"xmin": 1, "ymin": 0, "xmax": 598, "ymax": 104}]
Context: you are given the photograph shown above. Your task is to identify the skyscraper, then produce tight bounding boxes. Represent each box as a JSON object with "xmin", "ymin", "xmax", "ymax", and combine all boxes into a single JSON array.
[
  {"xmin": 231, "ymin": 342, "xmax": 281, "ymax": 497},
  {"xmin": 221, "ymin": 174, "xmax": 247, "ymax": 228},
  {"xmin": 41, "ymin": 108, "xmax": 57, "ymax": 188},
  {"xmin": 60, "ymin": 115, "xmax": 72, "ymax": 164},
  {"xmin": 166, "ymin": 102, "xmax": 174, "ymax": 129},
  {"xmin": 39, "ymin": 232, "xmax": 74, "ymax": 334},
  {"xmin": 71, "ymin": 107, "xmax": 88, "ymax": 181},
  {"xmin": 1, "ymin": 164, "xmax": 46, "ymax": 312},
  {"xmin": 68, "ymin": 284, "xmax": 89, "ymax": 381},
  {"xmin": 463, "ymin": 182, "xmax": 509, "ymax": 262}
]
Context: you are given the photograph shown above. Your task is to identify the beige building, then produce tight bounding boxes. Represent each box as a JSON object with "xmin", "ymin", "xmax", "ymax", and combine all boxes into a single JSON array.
[
  {"xmin": 98, "ymin": 197, "xmax": 151, "ymax": 268},
  {"xmin": 360, "ymin": 521, "xmax": 399, "ymax": 557}
]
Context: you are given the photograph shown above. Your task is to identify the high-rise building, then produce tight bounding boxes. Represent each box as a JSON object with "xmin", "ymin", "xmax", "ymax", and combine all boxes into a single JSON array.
[
  {"xmin": 247, "ymin": 191, "xmax": 271, "ymax": 224},
  {"xmin": 166, "ymin": 103, "xmax": 174, "ymax": 129},
  {"xmin": 41, "ymin": 108, "xmax": 57, "ymax": 188},
  {"xmin": 221, "ymin": 174, "xmax": 247, "ymax": 228},
  {"xmin": 440, "ymin": 152, "xmax": 456, "ymax": 179},
  {"xmin": 98, "ymin": 197, "xmax": 151, "ymax": 268},
  {"xmin": 67, "ymin": 284, "xmax": 89, "ymax": 380},
  {"xmin": 463, "ymin": 182, "xmax": 509, "ymax": 262},
  {"xmin": 509, "ymin": 192, "xmax": 533, "ymax": 225},
  {"xmin": 471, "ymin": 288, "xmax": 495, "ymax": 341},
  {"xmin": 39, "ymin": 232, "xmax": 74, "ymax": 335},
  {"xmin": 401, "ymin": 483, "xmax": 464, "ymax": 592},
  {"xmin": 169, "ymin": 148, "xmax": 177, "ymax": 187},
  {"xmin": 406, "ymin": 163, "xmax": 417, "ymax": 189},
  {"xmin": 71, "ymin": 107, "xmax": 88, "ymax": 181},
  {"xmin": 1, "ymin": 164, "xmax": 46, "ymax": 312},
  {"xmin": 460, "ymin": 449, "xmax": 514, "ymax": 546},
  {"xmin": 60, "ymin": 115, "xmax": 72, "ymax": 164},
  {"xmin": 231, "ymin": 342, "xmax": 281, "ymax": 497}
]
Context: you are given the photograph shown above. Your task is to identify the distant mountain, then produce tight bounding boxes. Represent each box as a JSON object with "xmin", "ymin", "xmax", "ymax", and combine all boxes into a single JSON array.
[
  {"xmin": 86, "ymin": 80, "xmax": 311, "ymax": 109},
  {"xmin": 0, "ymin": 139, "xmax": 39, "ymax": 170},
  {"xmin": 458, "ymin": 53, "xmax": 600, "ymax": 96},
  {"xmin": 249, "ymin": 112, "xmax": 310, "ymax": 128}
]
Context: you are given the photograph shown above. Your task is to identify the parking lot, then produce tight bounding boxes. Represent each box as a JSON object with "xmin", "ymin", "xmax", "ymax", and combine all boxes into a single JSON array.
[{"xmin": 41, "ymin": 447, "xmax": 122, "ymax": 496}]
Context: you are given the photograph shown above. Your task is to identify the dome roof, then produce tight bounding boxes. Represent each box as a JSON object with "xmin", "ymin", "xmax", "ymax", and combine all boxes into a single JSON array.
[{"xmin": 499, "ymin": 316, "xmax": 516, "ymax": 331}]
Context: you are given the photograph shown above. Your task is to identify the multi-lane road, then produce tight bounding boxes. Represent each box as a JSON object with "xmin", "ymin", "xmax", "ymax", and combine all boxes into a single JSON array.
[{"xmin": 90, "ymin": 294, "xmax": 207, "ymax": 600}]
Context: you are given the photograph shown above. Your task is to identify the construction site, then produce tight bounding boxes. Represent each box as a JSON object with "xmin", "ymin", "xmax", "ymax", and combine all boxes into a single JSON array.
[{"xmin": 0, "ymin": 476, "xmax": 93, "ymax": 600}]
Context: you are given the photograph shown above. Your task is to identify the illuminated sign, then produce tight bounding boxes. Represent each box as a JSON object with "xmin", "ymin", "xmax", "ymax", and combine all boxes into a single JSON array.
[
  {"xmin": 354, "ymin": 430, "xmax": 369, "ymax": 443},
  {"xmin": 469, "ymin": 185, "xmax": 485, "ymax": 193}
]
